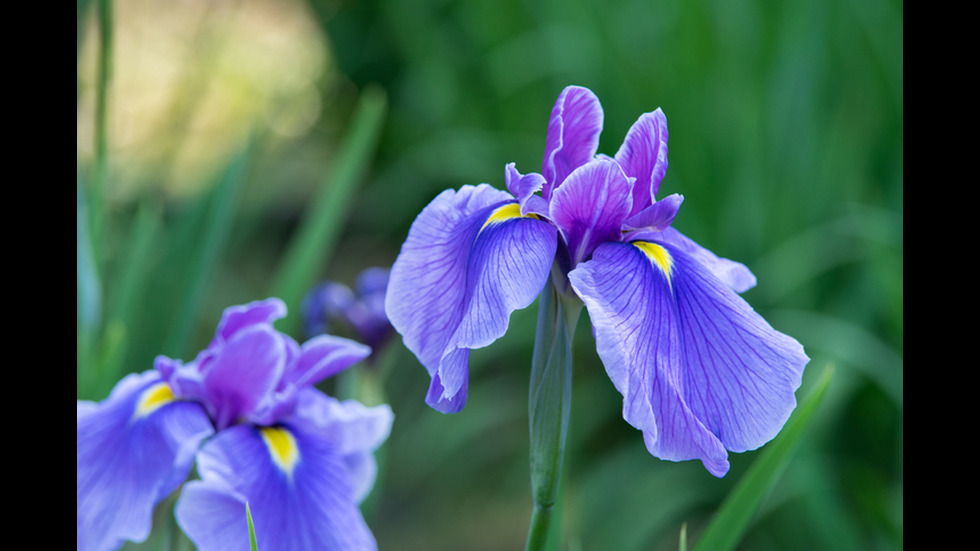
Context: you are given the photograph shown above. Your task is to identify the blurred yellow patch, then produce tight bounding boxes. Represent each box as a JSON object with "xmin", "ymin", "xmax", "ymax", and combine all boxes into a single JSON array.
[
  {"xmin": 76, "ymin": 0, "xmax": 329, "ymax": 199},
  {"xmin": 259, "ymin": 425, "xmax": 300, "ymax": 476}
]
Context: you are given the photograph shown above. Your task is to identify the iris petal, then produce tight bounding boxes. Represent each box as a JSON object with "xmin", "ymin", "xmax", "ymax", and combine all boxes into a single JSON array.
[
  {"xmin": 203, "ymin": 325, "xmax": 287, "ymax": 429},
  {"xmin": 651, "ymin": 227, "xmax": 758, "ymax": 293},
  {"xmin": 542, "ymin": 86, "xmax": 604, "ymax": 200},
  {"xmin": 614, "ymin": 108, "xmax": 669, "ymax": 215},
  {"xmin": 568, "ymin": 240, "xmax": 807, "ymax": 477},
  {"xmin": 549, "ymin": 159, "xmax": 633, "ymax": 266},
  {"xmin": 176, "ymin": 420, "xmax": 378, "ymax": 551},
  {"xmin": 386, "ymin": 184, "xmax": 557, "ymax": 412},
  {"xmin": 291, "ymin": 335, "xmax": 371, "ymax": 389},
  {"xmin": 77, "ymin": 371, "xmax": 213, "ymax": 551}
]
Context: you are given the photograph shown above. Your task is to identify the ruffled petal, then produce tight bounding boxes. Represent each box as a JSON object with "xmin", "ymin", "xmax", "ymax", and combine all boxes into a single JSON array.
[
  {"xmin": 614, "ymin": 108, "xmax": 669, "ymax": 215},
  {"xmin": 292, "ymin": 388, "xmax": 394, "ymax": 502},
  {"xmin": 549, "ymin": 159, "xmax": 633, "ymax": 266},
  {"xmin": 542, "ymin": 86, "xmax": 604, "ymax": 200},
  {"xmin": 77, "ymin": 371, "xmax": 213, "ymax": 551},
  {"xmin": 386, "ymin": 184, "xmax": 557, "ymax": 412},
  {"xmin": 505, "ymin": 162, "xmax": 550, "ymax": 217},
  {"xmin": 568, "ymin": 240, "xmax": 807, "ymax": 477},
  {"xmin": 176, "ymin": 421, "xmax": 378, "ymax": 551},
  {"xmin": 212, "ymin": 298, "xmax": 287, "ymax": 345}
]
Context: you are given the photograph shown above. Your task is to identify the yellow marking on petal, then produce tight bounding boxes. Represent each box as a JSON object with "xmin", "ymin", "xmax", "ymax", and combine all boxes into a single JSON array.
[
  {"xmin": 260, "ymin": 426, "xmax": 300, "ymax": 476},
  {"xmin": 479, "ymin": 203, "xmax": 538, "ymax": 234},
  {"xmin": 134, "ymin": 382, "xmax": 176, "ymax": 418},
  {"xmin": 633, "ymin": 241, "xmax": 674, "ymax": 288}
]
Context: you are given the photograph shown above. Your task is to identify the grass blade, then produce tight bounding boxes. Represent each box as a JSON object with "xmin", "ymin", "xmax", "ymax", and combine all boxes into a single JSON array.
[
  {"xmin": 246, "ymin": 502, "xmax": 259, "ymax": 551},
  {"xmin": 163, "ymin": 141, "xmax": 251, "ymax": 358},
  {"xmin": 270, "ymin": 85, "xmax": 387, "ymax": 336}
]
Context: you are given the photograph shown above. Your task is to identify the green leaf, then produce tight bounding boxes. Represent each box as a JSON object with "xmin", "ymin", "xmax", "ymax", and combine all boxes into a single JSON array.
[
  {"xmin": 246, "ymin": 502, "xmax": 259, "ymax": 551},
  {"xmin": 162, "ymin": 142, "xmax": 251, "ymax": 358},
  {"xmin": 270, "ymin": 85, "xmax": 387, "ymax": 337},
  {"xmin": 692, "ymin": 364, "xmax": 834, "ymax": 551}
]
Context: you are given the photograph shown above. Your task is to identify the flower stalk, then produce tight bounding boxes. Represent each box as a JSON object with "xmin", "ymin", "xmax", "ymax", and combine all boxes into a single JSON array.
[{"xmin": 526, "ymin": 278, "xmax": 582, "ymax": 551}]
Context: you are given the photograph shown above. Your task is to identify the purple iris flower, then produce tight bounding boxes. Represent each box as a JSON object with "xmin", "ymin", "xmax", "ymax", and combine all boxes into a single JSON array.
[
  {"xmin": 385, "ymin": 86, "xmax": 808, "ymax": 477},
  {"xmin": 302, "ymin": 267, "xmax": 394, "ymax": 354},
  {"xmin": 77, "ymin": 298, "xmax": 393, "ymax": 551}
]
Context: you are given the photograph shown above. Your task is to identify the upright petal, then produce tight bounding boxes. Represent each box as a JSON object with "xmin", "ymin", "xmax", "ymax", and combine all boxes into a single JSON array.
[
  {"xmin": 77, "ymin": 371, "xmax": 213, "ymax": 551},
  {"xmin": 212, "ymin": 298, "xmax": 287, "ymax": 344},
  {"xmin": 568, "ymin": 240, "xmax": 807, "ymax": 477},
  {"xmin": 549, "ymin": 159, "xmax": 633, "ymax": 266},
  {"xmin": 203, "ymin": 325, "xmax": 287, "ymax": 429},
  {"xmin": 386, "ymin": 184, "xmax": 557, "ymax": 412},
  {"xmin": 176, "ymin": 421, "xmax": 378, "ymax": 551},
  {"xmin": 614, "ymin": 108, "xmax": 669, "ymax": 215},
  {"xmin": 542, "ymin": 86, "xmax": 604, "ymax": 200}
]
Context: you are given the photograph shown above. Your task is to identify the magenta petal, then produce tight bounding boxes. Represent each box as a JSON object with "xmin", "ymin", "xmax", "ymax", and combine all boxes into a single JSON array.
[
  {"xmin": 542, "ymin": 86, "xmax": 604, "ymax": 200},
  {"xmin": 614, "ymin": 108, "xmax": 669, "ymax": 215},
  {"xmin": 386, "ymin": 184, "xmax": 557, "ymax": 412},
  {"xmin": 77, "ymin": 371, "xmax": 213, "ymax": 551},
  {"xmin": 549, "ymin": 159, "xmax": 634, "ymax": 266},
  {"xmin": 568, "ymin": 241, "xmax": 807, "ymax": 477}
]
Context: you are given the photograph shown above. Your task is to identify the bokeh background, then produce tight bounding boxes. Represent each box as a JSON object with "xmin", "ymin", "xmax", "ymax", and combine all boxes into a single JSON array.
[{"xmin": 77, "ymin": 0, "xmax": 903, "ymax": 549}]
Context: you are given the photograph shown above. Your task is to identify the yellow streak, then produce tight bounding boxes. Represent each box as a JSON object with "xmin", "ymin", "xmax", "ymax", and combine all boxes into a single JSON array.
[
  {"xmin": 633, "ymin": 241, "xmax": 673, "ymax": 287},
  {"xmin": 260, "ymin": 426, "xmax": 300, "ymax": 476},
  {"xmin": 479, "ymin": 203, "xmax": 537, "ymax": 233},
  {"xmin": 134, "ymin": 382, "xmax": 176, "ymax": 418}
]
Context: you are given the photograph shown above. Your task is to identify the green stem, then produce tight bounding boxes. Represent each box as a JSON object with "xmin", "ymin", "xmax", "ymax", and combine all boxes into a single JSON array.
[{"xmin": 526, "ymin": 279, "xmax": 581, "ymax": 551}]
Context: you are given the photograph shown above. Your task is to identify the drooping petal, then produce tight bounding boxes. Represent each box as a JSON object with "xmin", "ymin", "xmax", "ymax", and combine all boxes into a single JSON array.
[
  {"xmin": 623, "ymin": 193, "xmax": 684, "ymax": 232},
  {"xmin": 614, "ymin": 108, "xmax": 669, "ymax": 215},
  {"xmin": 542, "ymin": 86, "xmax": 604, "ymax": 200},
  {"xmin": 549, "ymin": 159, "xmax": 633, "ymax": 266},
  {"xmin": 77, "ymin": 371, "xmax": 213, "ymax": 551},
  {"xmin": 176, "ymin": 421, "xmax": 378, "ymax": 551},
  {"xmin": 385, "ymin": 184, "xmax": 557, "ymax": 412},
  {"xmin": 568, "ymin": 240, "xmax": 807, "ymax": 477},
  {"xmin": 202, "ymin": 324, "xmax": 287, "ymax": 429}
]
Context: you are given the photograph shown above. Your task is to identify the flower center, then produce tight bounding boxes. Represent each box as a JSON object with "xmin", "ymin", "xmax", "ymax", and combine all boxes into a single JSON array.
[
  {"xmin": 134, "ymin": 382, "xmax": 176, "ymax": 419},
  {"xmin": 260, "ymin": 425, "xmax": 300, "ymax": 476}
]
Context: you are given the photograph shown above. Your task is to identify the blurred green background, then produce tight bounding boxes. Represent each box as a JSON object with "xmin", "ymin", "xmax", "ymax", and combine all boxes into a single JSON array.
[{"xmin": 77, "ymin": 0, "xmax": 902, "ymax": 550}]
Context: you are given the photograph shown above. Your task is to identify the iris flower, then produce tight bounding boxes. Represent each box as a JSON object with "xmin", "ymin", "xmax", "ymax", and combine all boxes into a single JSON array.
[
  {"xmin": 302, "ymin": 267, "xmax": 394, "ymax": 352},
  {"xmin": 385, "ymin": 85, "xmax": 808, "ymax": 477},
  {"xmin": 76, "ymin": 298, "xmax": 393, "ymax": 551}
]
